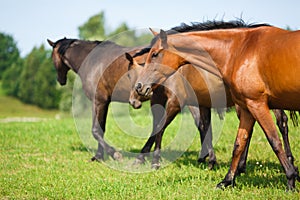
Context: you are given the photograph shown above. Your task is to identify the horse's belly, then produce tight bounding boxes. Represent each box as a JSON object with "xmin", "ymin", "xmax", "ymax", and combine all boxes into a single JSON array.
[{"xmin": 269, "ymin": 92, "xmax": 300, "ymax": 110}]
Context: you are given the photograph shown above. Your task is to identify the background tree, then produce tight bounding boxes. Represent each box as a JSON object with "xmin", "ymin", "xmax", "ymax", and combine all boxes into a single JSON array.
[
  {"xmin": 78, "ymin": 11, "xmax": 152, "ymax": 46},
  {"xmin": 0, "ymin": 33, "xmax": 20, "ymax": 79},
  {"xmin": 78, "ymin": 11, "xmax": 106, "ymax": 40},
  {"xmin": 1, "ymin": 58, "xmax": 23, "ymax": 96},
  {"xmin": 33, "ymin": 54, "xmax": 61, "ymax": 109},
  {"xmin": 17, "ymin": 45, "xmax": 60, "ymax": 108}
]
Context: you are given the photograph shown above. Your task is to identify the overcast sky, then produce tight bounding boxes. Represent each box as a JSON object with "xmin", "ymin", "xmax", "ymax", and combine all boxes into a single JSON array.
[{"xmin": 1, "ymin": 0, "xmax": 300, "ymax": 56}]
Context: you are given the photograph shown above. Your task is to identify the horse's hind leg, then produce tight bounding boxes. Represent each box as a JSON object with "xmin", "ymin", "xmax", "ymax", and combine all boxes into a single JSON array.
[
  {"xmin": 236, "ymin": 108, "xmax": 295, "ymax": 176},
  {"xmin": 273, "ymin": 109, "xmax": 299, "ymax": 181},
  {"xmin": 273, "ymin": 109, "xmax": 295, "ymax": 166},
  {"xmin": 91, "ymin": 100, "xmax": 122, "ymax": 162},
  {"xmin": 217, "ymin": 107, "xmax": 256, "ymax": 189},
  {"xmin": 248, "ymin": 103, "xmax": 298, "ymax": 190},
  {"xmin": 189, "ymin": 106, "xmax": 216, "ymax": 170}
]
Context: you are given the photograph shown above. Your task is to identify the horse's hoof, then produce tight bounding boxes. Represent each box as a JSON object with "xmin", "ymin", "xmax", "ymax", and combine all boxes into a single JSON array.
[
  {"xmin": 197, "ymin": 157, "xmax": 206, "ymax": 163},
  {"xmin": 151, "ymin": 163, "xmax": 161, "ymax": 170},
  {"xmin": 236, "ymin": 167, "xmax": 246, "ymax": 176},
  {"xmin": 208, "ymin": 161, "xmax": 217, "ymax": 170},
  {"xmin": 216, "ymin": 179, "xmax": 235, "ymax": 190},
  {"xmin": 90, "ymin": 156, "xmax": 103, "ymax": 162},
  {"xmin": 113, "ymin": 152, "xmax": 123, "ymax": 161},
  {"xmin": 294, "ymin": 167, "xmax": 300, "ymax": 182},
  {"xmin": 133, "ymin": 158, "xmax": 145, "ymax": 166}
]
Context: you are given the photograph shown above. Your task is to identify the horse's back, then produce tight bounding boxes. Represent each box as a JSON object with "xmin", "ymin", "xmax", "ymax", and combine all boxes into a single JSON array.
[{"xmin": 79, "ymin": 41, "xmax": 138, "ymax": 100}]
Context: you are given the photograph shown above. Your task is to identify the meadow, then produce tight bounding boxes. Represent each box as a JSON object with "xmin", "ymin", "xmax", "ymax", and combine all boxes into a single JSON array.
[{"xmin": 1, "ymin": 89, "xmax": 300, "ymax": 199}]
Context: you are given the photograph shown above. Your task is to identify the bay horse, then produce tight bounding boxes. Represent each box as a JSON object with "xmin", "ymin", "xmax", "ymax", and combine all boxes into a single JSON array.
[
  {"xmin": 47, "ymin": 38, "xmax": 217, "ymax": 168},
  {"xmin": 127, "ymin": 53, "xmax": 218, "ymax": 169},
  {"xmin": 133, "ymin": 20, "xmax": 299, "ymax": 190},
  {"xmin": 129, "ymin": 43, "xmax": 292, "ymax": 175}
]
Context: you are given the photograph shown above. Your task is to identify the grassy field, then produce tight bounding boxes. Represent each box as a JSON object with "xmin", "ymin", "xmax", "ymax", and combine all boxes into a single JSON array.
[{"xmin": 1, "ymin": 91, "xmax": 300, "ymax": 199}]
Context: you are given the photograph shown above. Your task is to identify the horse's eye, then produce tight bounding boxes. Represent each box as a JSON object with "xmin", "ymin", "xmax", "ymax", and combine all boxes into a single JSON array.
[{"xmin": 152, "ymin": 52, "xmax": 158, "ymax": 58}]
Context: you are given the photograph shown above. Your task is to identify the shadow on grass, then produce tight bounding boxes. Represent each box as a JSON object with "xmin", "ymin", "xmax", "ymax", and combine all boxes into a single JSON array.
[{"xmin": 69, "ymin": 144, "xmax": 290, "ymax": 188}]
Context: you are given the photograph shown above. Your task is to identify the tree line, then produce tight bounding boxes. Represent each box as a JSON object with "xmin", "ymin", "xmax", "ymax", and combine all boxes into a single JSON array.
[{"xmin": 0, "ymin": 11, "xmax": 152, "ymax": 110}]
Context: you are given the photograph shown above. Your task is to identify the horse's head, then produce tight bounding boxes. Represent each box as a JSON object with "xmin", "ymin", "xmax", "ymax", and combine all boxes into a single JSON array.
[
  {"xmin": 47, "ymin": 38, "xmax": 74, "ymax": 86},
  {"xmin": 125, "ymin": 52, "xmax": 150, "ymax": 109},
  {"xmin": 134, "ymin": 29, "xmax": 188, "ymax": 97}
]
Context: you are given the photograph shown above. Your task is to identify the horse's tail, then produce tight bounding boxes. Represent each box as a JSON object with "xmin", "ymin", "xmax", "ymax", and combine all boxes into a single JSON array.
[{"xmin": 289, "ymin": 111, "xmax": 299, "ymax": 127}]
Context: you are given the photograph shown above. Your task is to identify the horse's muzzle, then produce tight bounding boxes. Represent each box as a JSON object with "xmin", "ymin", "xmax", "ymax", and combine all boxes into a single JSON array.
[
  {"xmin": 58, "ymin": 78, "xmax": 67, "ymax": 86},
  {"xmin": 129, "ymin": 99, "xmax": 142, "ymax": 109},
  {"xmin": 135, "ymin": 82, "xmax": 152, "ymax": 97}
]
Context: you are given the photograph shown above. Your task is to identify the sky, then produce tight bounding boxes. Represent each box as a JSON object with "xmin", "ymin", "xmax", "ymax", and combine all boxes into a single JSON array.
[{"xmin": 1, "ymin": 0, "xmax": 300, "ymax": 57}]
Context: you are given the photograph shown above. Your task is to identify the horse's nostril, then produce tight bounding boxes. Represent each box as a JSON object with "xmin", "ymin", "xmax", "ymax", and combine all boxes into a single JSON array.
[{"xmin": 135, "ymin": 82, "xmax": 143, "ymax": 91}]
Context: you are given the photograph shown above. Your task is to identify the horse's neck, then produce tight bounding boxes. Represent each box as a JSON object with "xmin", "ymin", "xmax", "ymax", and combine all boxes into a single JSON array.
[
  {"xmin": 176, "ymin": 30, "xmax": 251, "ymax": 78},
  {"xmin": 66, "ymin": 43, "xmax": 98, "ymax": 73}
]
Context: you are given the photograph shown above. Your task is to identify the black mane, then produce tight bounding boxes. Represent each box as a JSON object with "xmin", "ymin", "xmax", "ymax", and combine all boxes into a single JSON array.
[
  {"xmin": 169, "ymin": 19, "xmax": 270, "ymax": 33},
  {"xmin": 55, "ymin": 38, "xmax": 102, "ymax": 55},
  {"xmin": 133, "ymin": 19, "xmax": 271, "ymax": 57}
]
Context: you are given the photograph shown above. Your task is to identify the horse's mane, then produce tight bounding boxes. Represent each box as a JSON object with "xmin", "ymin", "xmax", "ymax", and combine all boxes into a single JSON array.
[
  {"xmin": 169, "ymin": 19, "xmax": 270, "ymax": 34},
  {"xmin": 55, "ymin": 38, "xmax": 102, "ymax": 55},
  {"xmin": 133, "ymin": 19, "xmax": 271, "ymax": 57}
]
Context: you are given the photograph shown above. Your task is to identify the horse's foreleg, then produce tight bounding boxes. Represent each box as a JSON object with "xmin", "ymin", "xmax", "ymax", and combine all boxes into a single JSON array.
[
  {"xmin": 151, "ymin": 99, "xmax": 181, "ymax": 169},
  {"xmin": 217, "ymin": 107, "xmax": 255, "ymax": 189},
  {"xmin": 249, "ymin": 104, "xmax": 298, "ymax": 190},
  {"xmin": 189, "ymin": 106, "xmax": 216, "ymax": 169},
  {"xmin": 91, "ymin": 101, "xmax": 122, "ymax": 162},
  {"xmin": 235, "ymin": 105, "xmax": 254, "ymax": 175},
  {"xmin": 134, "ymin": 93, "xmax": 168, "ymax": 165}
]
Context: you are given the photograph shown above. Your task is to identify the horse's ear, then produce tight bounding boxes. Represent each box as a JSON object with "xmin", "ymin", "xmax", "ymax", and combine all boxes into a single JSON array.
[
  {"xmin": 149, "ymin": 28, "xmax": 158, "ymax": 36},
  {"xmin": 125, "ymin": 52, "xmax": 134, "ymax": 64},
  {"xmin": 159, "ymin": 29, "xmax": 168, "ymax": 49},
  {"xmin": 47, "ymin": 39, "xmax": 55, "ymax": 47},
  {"xmin": 126, "ymin": 52, "xmax": 142, "ymax": 71}
]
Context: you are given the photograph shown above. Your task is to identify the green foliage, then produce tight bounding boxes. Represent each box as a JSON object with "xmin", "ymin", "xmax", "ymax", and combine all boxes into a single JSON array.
[
  {"xmin": 78, "ymin": 11, "xmax": 106, "ymax": 41},
  {"xmin": 17, "ymin": 45, "xmax": 61, "ymax": 109},
  {"xmin": 0, "ymin": 32, "xmax": 20, "ymax": 79},
  {"xmin": 34, "ymin": 56, "xmax": 61, "ymax": 109},
  {"xmin": 78, "ymin": 11, "xmax": 152, "ymax": 46},
  {"xmin": 58, "ymin": 72, "xmax": 75, "ymax": 112},
  {"xmin": 1, "ymin": 58, "xmax": 23, "ymax": 96}
]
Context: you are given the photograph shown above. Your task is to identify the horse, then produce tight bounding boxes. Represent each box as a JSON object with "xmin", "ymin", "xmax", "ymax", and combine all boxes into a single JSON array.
[
  {"xmin": 132, "ymin": 20, "xmax": 299, "ymax": 190},
  {"xmin": 126, "ymin": 53, "xmax": 218, "ymax": 169},
  {"xmin": 47, "ymin": 38, "xmax": 217, "ymax": 168},
  {"xmin": 129, "ymin": 44, "xmax": 292, "ymax": 175},
  {"xmin": 47, "ymin": 38, "xmax": 148, "ymax": 161}
]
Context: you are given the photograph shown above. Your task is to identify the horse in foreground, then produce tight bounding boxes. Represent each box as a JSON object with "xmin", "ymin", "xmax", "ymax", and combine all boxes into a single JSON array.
[{"xmin": 133, "ymin": 20, "xmax": 299, "ymax": 190}]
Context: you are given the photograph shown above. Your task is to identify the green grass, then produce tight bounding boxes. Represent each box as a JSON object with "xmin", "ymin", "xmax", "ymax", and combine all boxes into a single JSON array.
[{"xmin": 1, "ymin": 92, "xmax": 300, "ymax": 199}]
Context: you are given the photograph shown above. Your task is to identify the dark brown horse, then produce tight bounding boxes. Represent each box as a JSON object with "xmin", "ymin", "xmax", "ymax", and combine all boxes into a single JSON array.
[
  {"xmin": 47, "ymin": 38, "xmax": 217, "ymax": 168},
  {"xmin": 47, "ymin": 38, "xmax": 149, "ymax": 161},
  {"xmin": 133, "ymin": 20, "xmax": 299, "ymax": 190}
]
